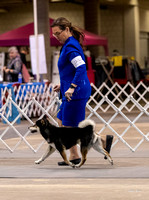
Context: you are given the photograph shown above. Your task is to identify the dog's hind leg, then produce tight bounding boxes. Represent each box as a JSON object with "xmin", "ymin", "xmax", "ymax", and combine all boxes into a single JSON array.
[
  {"xmin": 35, "ymin": 145, "xmax": 56, "ymax": 164},
  {"xmin": 92, "ymin": 137, "xmax": 113, "ymax": 165}
]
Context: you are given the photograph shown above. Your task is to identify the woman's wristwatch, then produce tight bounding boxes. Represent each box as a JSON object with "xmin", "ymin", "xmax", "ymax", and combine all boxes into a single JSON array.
[{"xmin": 70, "ymin": 84, "xmax": 76, "ymax": 89}]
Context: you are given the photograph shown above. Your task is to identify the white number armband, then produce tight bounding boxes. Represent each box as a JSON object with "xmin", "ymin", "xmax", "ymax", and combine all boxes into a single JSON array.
[{"xmin": 71, "ymin": 56, "xmax": 85, "ymax": 68}]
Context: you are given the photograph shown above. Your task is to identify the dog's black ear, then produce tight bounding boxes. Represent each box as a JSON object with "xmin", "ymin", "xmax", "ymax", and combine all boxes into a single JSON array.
[
  {"xmin": 43, "ymin": 115, "xmax": 47, "ymax": 119},
  {"xmin": 36, "ymin": 120, "xmax": 40, "ymax": 126}
]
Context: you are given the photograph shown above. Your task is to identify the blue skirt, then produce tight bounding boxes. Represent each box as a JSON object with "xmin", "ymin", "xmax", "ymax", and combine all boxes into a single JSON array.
[{"xmin": 57, "ymin": 98, "xmax": 88, "ymax": 127}]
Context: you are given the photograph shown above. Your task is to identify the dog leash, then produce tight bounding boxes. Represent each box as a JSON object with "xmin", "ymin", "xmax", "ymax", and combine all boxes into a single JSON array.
[
  {"xmin": 50, "ymin": 96, "xmax": 61, "ymax": 118},
  {"xmin": 52, "ymin": 107, "xmax": 61, "ymax": 118}
]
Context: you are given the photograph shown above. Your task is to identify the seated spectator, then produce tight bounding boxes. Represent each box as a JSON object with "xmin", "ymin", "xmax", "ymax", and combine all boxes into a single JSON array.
[{"xmin": 3, "ymin": 46, "xmax": 22, "ymax": 82}]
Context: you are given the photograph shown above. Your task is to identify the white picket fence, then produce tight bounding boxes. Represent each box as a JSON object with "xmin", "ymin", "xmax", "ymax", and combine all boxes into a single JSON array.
[{"xmin": 0, "ymin": 81, "xmax": 148, "ymax": 153}]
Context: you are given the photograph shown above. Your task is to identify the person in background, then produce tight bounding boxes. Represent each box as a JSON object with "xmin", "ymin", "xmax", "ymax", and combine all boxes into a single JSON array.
[
  {"xmin": 51, "ymin": 17, "xmax": 113, "ymax": 166},
  {"xmin": 19, "ymin": 46, "xmax": 28, "ymax": 66},
  {"xmin": 112, "ymin": 49, "xmax": 120, "ymax": 56},
  {"xmin": 3, "ymin": 46, "xmax": 22, "ymax": 82}
]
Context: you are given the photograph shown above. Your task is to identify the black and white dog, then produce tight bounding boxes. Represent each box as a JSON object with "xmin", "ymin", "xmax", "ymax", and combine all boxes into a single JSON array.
[{"xmin": 29, "ymin": 116, "xmax": 113, "ymax": 168}]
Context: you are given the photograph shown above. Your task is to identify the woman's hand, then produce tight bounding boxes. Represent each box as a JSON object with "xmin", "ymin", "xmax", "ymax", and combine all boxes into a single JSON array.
[
  {"xmin": 3, "ymin": 66, "xmax": 6, "ymax": 71},
  {"xmin": 5, "ymin": 68, "xmax": 10, "ymax": 73},
  {"xmin": 3, "ymin": 67, "xmax": 13, "ymax": 73},
  {"xmin": 54, "ymin": 84, "xmax": 60, "ymax": 92},
  {"xmin": 65, "ymin": 88, "xmax": 75, "ymax": 101}
]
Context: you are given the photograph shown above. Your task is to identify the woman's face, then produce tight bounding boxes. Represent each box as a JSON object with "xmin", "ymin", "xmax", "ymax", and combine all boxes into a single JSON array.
[
  {"xmin": 9, "ymin": 51, "xmax": 18, "ymax": 59},
  {"xmin": 52, "ymin": 26, "xmax": 71, "ymax": 44}
]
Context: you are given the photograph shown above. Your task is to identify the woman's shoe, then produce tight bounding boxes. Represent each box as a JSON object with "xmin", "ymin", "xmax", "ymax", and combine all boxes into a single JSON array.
[{"xmin": 58, "ymin": 158, "xmax": 81, "ymax": 166}]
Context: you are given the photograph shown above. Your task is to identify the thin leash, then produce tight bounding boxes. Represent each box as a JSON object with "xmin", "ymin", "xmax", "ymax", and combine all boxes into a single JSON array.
[
  {"xmin": 51, "ymin": 96, "xmax": 61, "ymax": 118},
  {"xmin": 52, "ymin": 107, "xmax": 61, "ymax": 118}
]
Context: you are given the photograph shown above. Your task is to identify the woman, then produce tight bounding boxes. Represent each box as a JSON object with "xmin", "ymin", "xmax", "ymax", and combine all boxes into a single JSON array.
[
  {"xmin": 3, "ymin": 46, "xmax": 22, "ymax": 82},
  {"xmin": 51, "ymin": 17, "xmax": 91, "ymax": 166}
]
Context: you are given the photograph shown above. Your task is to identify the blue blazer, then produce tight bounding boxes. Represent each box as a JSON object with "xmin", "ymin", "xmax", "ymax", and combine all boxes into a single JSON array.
[{"xmin": 58, "ymin": 36, "xmax": 91, "ymax": 100}]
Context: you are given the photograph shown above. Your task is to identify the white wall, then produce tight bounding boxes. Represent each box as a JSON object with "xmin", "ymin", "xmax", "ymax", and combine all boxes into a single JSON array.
[
  {"xmin": 49, "ymin": 3, "xmax": 84, "ymax": 28},
  {"xmin": 0, "ymin": 3, "xmax": 84, "ymax": 35},
  {"xmin": 140, "ymin": 8, "xmax": 149, "ymax": 32},
  {"xmin": 100, "ymin": 6, "xmax": 124, "ymax": 56},
  {"xmin": 0, "ymin": 1, "xmax": 149, "ymax": 66},
  {"xmin": 0, "ymin": 3, "xmax": 84, "ymax": 52}
]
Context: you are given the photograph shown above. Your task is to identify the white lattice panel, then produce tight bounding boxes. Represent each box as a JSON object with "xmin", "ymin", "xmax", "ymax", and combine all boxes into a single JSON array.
[{"xmin": 0, "ymin": 82, "xmax": 148, "ymax": 153}]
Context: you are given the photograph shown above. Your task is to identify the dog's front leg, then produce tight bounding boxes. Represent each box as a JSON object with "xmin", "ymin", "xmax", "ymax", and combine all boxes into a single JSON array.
[
  {"xmin": 35, "ymin": 145, "xmax": 56, "ymax": 164},
  {"xmin": 60, "ymin": 150, "xmax": 75, "ymax": 168},
  {"xmin": 75, "ymin": 147, "xmax": 88, "ymax": 168}
]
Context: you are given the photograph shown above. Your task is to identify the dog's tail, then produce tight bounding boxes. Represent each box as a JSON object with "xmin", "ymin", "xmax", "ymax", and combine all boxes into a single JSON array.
[{"xmin": 78, "ymin": 119, "xmax": 95, "ymax": 131}]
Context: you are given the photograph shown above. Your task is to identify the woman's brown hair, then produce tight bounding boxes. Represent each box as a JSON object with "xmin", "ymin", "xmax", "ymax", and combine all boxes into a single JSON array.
[{"xmin": 51, "ymin": 17, "xmax": 84, "ymax": 46}]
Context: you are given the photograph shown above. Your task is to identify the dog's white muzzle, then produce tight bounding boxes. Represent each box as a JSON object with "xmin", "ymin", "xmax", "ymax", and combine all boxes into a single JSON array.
[{"xmin": 29, "ymin": 124, "xmax": 38, "ymax": 133}]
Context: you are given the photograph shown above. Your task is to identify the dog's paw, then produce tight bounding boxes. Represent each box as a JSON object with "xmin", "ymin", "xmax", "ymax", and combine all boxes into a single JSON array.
[
  {"xmin": 29, "ymin": 126, "xmax": 38, "ymax": 133},
  {"xmin": 69, "ymin": 163, "xmax": 76, "ymax": 168},
  {"xmin": 73, "ymin": 164, "xmax": 81, "ymax": 168},
  {"xmin": 110, "ymin": 160, "xmax": 114, "ymax": 165},
  {"xmin": 35, "ymin": 160, "xmax": 42, "ymax": 164},
  {"xmin": 71, "ymin": 164, "xmax": 76, "ymax": 168}
]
